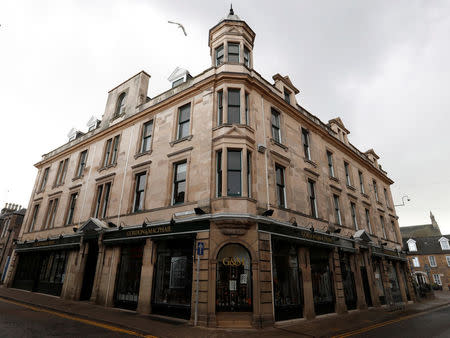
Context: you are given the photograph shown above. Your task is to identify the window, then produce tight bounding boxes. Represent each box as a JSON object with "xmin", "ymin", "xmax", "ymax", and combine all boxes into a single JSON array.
[
  {"xmin": 446, "ymin": 256, "xmax": 450, "ymax": 267},
  {"xmin": 133, "ymin": 172, "xmax": 147, "ymax": 212},
  {"xmin": 412, "ymin": 257, "xmax": 420, "ymax": 267},
  {"xmin": 308, "ymin": 179, "xmax": 317, "ymax": 218},
  {"xmin": 115, "ymin": 92, "xmax": 126, "ymax": 117},
  {"xmin": 44, "ymin": 198, "xmax": 59, "ymax": 229},
  {"xmin": 439, "ymin": 237, "xmax": 450, "ymax": 250},
  {"xmin": 93, "ymin": 182, "xmax": 111, "ymax": 218},
  {"xmin": 433, "ymin": 274, "xmax": 442, "ymax": 285},
  {"xmin": 244, "ymin": 92, "xmax": 249, "ymax": 125},
  {"xmin": 327, "ymin": 151, "xmax": 335, "ymax": 177},
  {"xmin": 271, "ymin": 109, "xmax": 281, "ymax": 143},
  {"xmin": 301, "ymin": 128, "xmax": 311, "ymax": 160},
  {"xmin": 65, "ymin": 192, "xmax": 78, "ymax": 225},
  {"xmin": 365, "ymin": 209, "xmax": 372, "ymax": 234},
  {"xmin": 391, "ymin": 220, "xmax": 398, "ymax": 242},
  {"xmin": 359, "ymin": 171, "xmax": 365, "ymax": 194},
  {"xmin": 29, "ymin": 204, "xmax": 40, "ymax": 232},
  {"xmin": 172, "ymin": 78, "xmax": 184, "ymax": 88},
  {"xmin": 384, "ymin": 188, "xmax": 390, "ymax": 207},
  {"xmin": 140, "ymin": 120, "xmax": 153, "ymax": 153},
  {"xmin": 177, "ymin": 103, "xmax": 191, "ymax": 139},
  {"xmin": 275, "ymin": 165, "xmax": 286, "ymax": 208},
  {"xmin": 227, "ymin": 150, "xmax": 241, "ymax": 196},
  {"xmin": 228, "ymin": 42, "xmax": 240, "ymax": 63},
  {"xmin": 216, "ymin": 151, "xmax": 222, "ymax": 197},
  {"xmin": 429, "ymin": 256, "xmax": 437, "ymax": 267},
  {"xmin": 172, "ymin": 162, "xmax": 187, "ymax": 204},
  {"xmin": 76, "ymin": 150, "xmax": 88, "ymax": 178},
  {"xmin": 373, "ymin": 180, "xmax": 379, "ymax": 202},
  {"xmin": 407, "ymin": 239, "xmax": 417, "ymax": 252},
  {"xmin": 380, "ymin": 215, "xmax": 386, "ymax": 239},
  {"xmin": 39, "ymin": 167, "xmax": 50, "ymax": 191},
  {"xmin": 228, "ymin": 89, "xmax": 240, "ymax": 124},
  {"xmin": 244, "ymin": 46, "xmax": 250, "ymax": 67},
  {"xmin": 344, "ymin": 162, "xmax": 351, "ymax": 186},
  {"xmin": 217, "ymin": 90, "xmax": 223, "ymax": 125},
  {"xmin": 247, "ymin": 152, "xmax": 252, "ymax": 198},
  {"xmin": 351, "ymin": 202, "xmax": 358, "ymax": 230},
  {"xmin": 55, "ymin": 159, "xmax": 69, "ymax": 186},
  {"xmin": 103, "ymin": 135, "xmax": 120, "ymax": 167},
  {"xmin": 333, "ymin": 195, "xmax": 342, "ymax": 225},
  {"xmin": 284, "ymin": 88, "xmax": 291, "ymax": 103},
  {"xmin": 1, "ymin": 219, "xmax": 10, "ymax": 238},
  {"xmin": 215, "ymin": 44, "xmax": 224, "ymax": 66}
]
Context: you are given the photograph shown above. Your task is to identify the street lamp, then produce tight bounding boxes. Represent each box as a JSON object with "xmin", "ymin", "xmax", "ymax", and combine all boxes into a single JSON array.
[{"xmin": 394, "ymin": 195, "xmax": 410, "ymax": 207}]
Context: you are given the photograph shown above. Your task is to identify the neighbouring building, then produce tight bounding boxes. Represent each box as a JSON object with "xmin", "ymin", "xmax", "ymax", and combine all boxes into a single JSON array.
[
  {"xmin": 401, "ymin": 212, "xmax": 450, "ymax": 289},
  {"xmin": 0, "ymin": 203, "xmax": 26, "ymax": 283},
  {"xmin": 5, "ymin": 7, "xmax": 413, "ymax": 328}
]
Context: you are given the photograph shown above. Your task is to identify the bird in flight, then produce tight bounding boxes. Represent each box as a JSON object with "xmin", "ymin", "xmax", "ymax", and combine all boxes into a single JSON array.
[{"xmin": 168, "ymin": 21, "xmax": 187, "ymax": 36}]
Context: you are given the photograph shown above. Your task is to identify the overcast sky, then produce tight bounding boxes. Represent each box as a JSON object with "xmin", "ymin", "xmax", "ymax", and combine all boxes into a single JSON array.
[{"xmin": 1, "ymin": 0, "xmax": 449, "ymax": 233}]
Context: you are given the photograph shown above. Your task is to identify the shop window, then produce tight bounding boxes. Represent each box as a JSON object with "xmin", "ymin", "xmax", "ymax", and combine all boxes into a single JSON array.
[
  {"xmin": 310, "ymin": 248, "xmax": 335, "ymax": 315},
  {"xmin": 339, "ymin": 251, "xmax": 357, "ymax": 310},
  {"xmin": 227, "ymin": 150, "xmax": 242, "ymax": 196},
  {"xmin": 388, "ymin": 264, "xmax": 402, "ymax": 302},
  {"xmin": 228, "ymin": 42, "xmax": 240, "ymax": 63},
  {"xmin": 133, "ymin": 172, "xmax": 147, "ymax": 212},
  {"xmin": 65, "ymin": 192, "xmax": 78, "ymax": 225},
  {"xmin": 215, "ymin": 44, "xmax": 224, "ymax": 66},
  {"xmin": 272, "ymin": 240, "xmax": 303, "ymax": 321},
  {"xmin": 216, "ymin": 243, "xmax": 252, "ymax": 312},
  {"xmin": 75, "ymin": 150, "xmax": 88, "ymax": 178},
  {"xmin": 93, "ymin": 182, "xmax": 111, "ymax": 218},
  {"xmin": 271, "ymin": 109, "xmax": 281, "ymax": 143},
  {"xmin": 172, "ymin": 161, "xmax": 187, "ymax": 205},
  {"xmin": 140, "ymin": 120, "xmax": 153, "ymax": 153},
  {"xmin": 29, "ymin": 204, "xmax": 40, "ymax": 232},
  {"xmin": 177, "ymin": 103, "xmax": 191, "ymax": 140},
  {"xmin": 228, "ymin": 89, "xmax": 240, "ymax": 124},
  {"xmin": 35, "ymin": 251, "xmax": 68, "ymax": 296},
  {"xmin": 152, "ymin": 239, "xmax": 194, "ymax": 319},
  {"xmin": 275, "ymin": 165, "xmax": 286, "ymax": 208},
  {"xmin": 373, "ymin": 260, "xmax": 386, "ymax": 305}
]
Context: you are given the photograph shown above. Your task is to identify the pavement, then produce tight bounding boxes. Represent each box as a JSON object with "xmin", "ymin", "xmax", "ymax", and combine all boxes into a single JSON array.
[{"xmin": 0, "ymin": 286, "xmax": 449, "ymax": 337}]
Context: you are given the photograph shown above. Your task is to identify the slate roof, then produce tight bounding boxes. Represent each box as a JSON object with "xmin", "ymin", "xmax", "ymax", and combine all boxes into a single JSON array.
[
  {"xmin": 400, "ymin": 224, "xmax": 441, "ymax": 238},
  {"xmin": 402, "ymin": 235, "xmax": 450, "ymax": 255}
]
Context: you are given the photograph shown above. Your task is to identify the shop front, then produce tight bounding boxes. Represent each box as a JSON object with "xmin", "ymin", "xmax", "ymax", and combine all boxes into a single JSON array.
[
  {"xmin": 12, "ymin": 236, "xmax": 80, "ymax": 297},
  {"xmin": 339, "ymin": 251, "xmax": 357, "ymax": 311}
]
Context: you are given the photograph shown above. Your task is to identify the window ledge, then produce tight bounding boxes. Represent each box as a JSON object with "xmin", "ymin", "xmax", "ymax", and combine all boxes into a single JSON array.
[
  {"xmin": 214, "ymin": 124, "xmax": 253, "ymax": 132},
  {"xmin": 329, "ymin": 176, "xmax": 339, "ymax": 183},
  {"xmin": 361, "ymin": 192, "xmax": 369, "ymax": 199},
  {"xmin": 72, "ymin": 175, "xmax": 84, "ymax": 182},
  {"xmin": 170, "ymin": 135, "xmax": 193, "ymax": 147},
  {"xmin": 110, "ymin": 113, "xmax": 125, "ymax": 122},
  {"xmin": 270, "ymin": 138, "xmax": 288, "ymax": 152},
  {"xmin": 134, "ymin": 150, "xmax": 152, "ymax": 159},
  {"xmin": 304, "ymin": 158, "xmax": 317, "ymax": 168},
  {"xmin": 346, "ymin": 185, "xmax": 356, "ymax": 192},
  {"xmin": 98, "ymin": 163, "xmax": 117, "ymax": 172},
  {"xmin": 387, "ymin": 206, "xmax": 394, "ymax": 212},
  {"xmin": 376, "ymin": 201, "xmax": 383, "ymax": 206}
]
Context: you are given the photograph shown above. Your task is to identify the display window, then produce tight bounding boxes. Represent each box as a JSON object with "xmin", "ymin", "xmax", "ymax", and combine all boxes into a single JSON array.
[
  {"xmin": 339, "ymin": 251, "xmax": 357, "ymax": 310},
  {"xmin": 388, "ymin": 263, "xmax": 402, "ymax": 303},
  {"xmin": 310, "ymin": 248, "xmax": 335, "ymax": 315},
  {"xmin": 373, "ymin": 259, "xmax": 386, "ymax": 305}
]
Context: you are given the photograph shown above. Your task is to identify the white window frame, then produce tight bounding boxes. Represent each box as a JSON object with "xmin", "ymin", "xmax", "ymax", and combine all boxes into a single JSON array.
[
  {"xmin": 428, "ymin": 255, "xmax": 437, "ymax": 267},
  {"xmin": 412, "ymin": 257, "xmax": 420, "ymax": 267},
  {"xmin": 433, "ymin": 274, "xmax": 442, "ymax": 285},
  {"xmin": 407, "ymin": 239, "xmax": 417, "ymax": 252},
  {"xmin": 446, "ymin": 256, "xmax": 450, "ymax": 267},
  {"xmin": 439, "ymin": 237, "xmax": 450, "ymax": 250}
]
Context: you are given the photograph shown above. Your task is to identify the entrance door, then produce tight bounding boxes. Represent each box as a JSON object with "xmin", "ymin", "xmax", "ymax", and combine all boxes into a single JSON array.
[
  {"xmin": 310, "ymin": 248, "xmax": 335, "ymax": 315},
  {"xmin": 80, "ymin": 241, "xmax": 99, "ymax": 301},
  {"xmin": 114, "ymin": 244, "xmax": 144, "ymax": 310},
  {"xmin": 388, "ymin": 263, "xmax": 402, "ymax": 303},
  {"xmin": 216, "ymin": 244, "xmax": 252, "ymax": 312},
  {"xmin": 339, "ymin": 252, "xmax": 357, "ymax": 310},
  {"xmin": 360, "ymin": 267, "xmax": 373, "ymax": 307},
  {"xmin": 373, "ymin": 261, "xmax": 386, "ymax": 305}
]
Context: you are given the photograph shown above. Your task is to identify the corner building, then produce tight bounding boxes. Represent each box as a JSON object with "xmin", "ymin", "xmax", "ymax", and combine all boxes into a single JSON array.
[{"xmin": 6, "ymin": 8, "xmax": 414, "ymax": 328}]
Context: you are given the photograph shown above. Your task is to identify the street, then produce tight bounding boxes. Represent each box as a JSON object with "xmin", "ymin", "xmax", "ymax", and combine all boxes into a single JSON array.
[
  {"xmin": 0, "ymin": 298, "xmax": 138, "ymax": 338},
  {"xmin": 343, "ymin": 305, "xmax": 450, "ymax": 338}
]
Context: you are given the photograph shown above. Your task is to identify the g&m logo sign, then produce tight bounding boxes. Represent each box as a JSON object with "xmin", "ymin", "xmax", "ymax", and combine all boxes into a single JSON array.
[{"xmin": 222, "ymin": 256, "xmax": 246, "ymax": 266}]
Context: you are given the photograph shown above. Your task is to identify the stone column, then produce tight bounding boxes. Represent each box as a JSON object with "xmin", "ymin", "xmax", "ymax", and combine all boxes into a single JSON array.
[
  {"xmin": 207, "ymin": 250, "xmax": 217, "ymax": 327},
  {"xmin": 395, "ymin": 261, "xmax": 408, "ymax": 303},
  {"xmin": 90, "ymin": 234, "xmax": 105, "ymax": 303},
  {"xmin": 380, "ymin": 259, "xmax": 393, "ymax": 305},
  {"xmin": 363, "ymin": 251, "xmax": 380, "ymax": 307},
  {"xmin": 222, "ymin": 148, "xmax": 228, "ymax": 196},
  {"xmin": 69, "ymin": 239, "xmax": 89, "ymax": 301},
  {"xmin": 256, "ymin": 232, "xmax": 273, "ymax": 328},
  {"xmin": 331, "ymin": 248, "xmax": 347, "ymax": 314},
  {"xmin": 4, "ymin": 249, "xmax": 18, "ymax": 288},
  {"xmin": 242, "ymin": 147, "xmax": 248, "ymax": 197},
  {"xmin": 137, "ymin": 239, "xmax": 156, "ymax": 314},
  {"xmin": 350, "ymin": 252, "xmax": 367, "ymax": 310},
  {"xmin": 403, "ymin": 262, "xmax": 417, "ymax": 302},
  {"xmin": 104, "ymin": 246, "xmax": 121, "ymax": 307},
  {"xmin": 298, "ymin": 247, "xmax": 315, "ymax": 319}
]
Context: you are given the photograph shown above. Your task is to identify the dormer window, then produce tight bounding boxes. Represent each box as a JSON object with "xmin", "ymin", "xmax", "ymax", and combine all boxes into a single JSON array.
[
  {"xmin": 244, "ymin": 46, "xmax": 250, "ymax": 67},
  {"xmin": 228, "ymin": 43, "xmax": 240, "ymax": 63},
  {"xmin": 407, "ymin": 239, "xmax": 417, "ymax": 252},
  {"xmin": 215, "ymin": 44, "xmax": 224, "ymax": 66},
  {"xmin": 439, "ymin": 237, "xmax": 450, "ymax": 250},
  {"xmin": 284, "ymin": 88, "xmax": 291, "ymax": 103},
  {"xmin": 172, "ymin": 78, "xmax": 184, "ymax": 88},
  {"xmin": 115, "ymin": 92, "xmax": 126, "ymax": 118}
]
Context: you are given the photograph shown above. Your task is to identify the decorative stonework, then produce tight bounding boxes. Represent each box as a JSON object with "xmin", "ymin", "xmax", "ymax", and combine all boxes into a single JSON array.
[{"xmin": 215, "ymin": 219, "xmax": 253, "ymax": 236}]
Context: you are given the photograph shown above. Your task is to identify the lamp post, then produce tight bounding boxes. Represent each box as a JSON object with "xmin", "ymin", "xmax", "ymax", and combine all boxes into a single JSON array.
[{"xmin": 394, "ymin": 195, "xmax": 410, "ymax": 207}]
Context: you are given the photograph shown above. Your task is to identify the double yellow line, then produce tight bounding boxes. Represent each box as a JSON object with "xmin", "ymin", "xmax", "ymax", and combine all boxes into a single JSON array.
[
  {"xmin": 0, "ymin": 297, "xmax": 157, "ymax": 338},
  {"xmin": 332, "ymin": 304, "xmax": 450, "ymax": 338}
]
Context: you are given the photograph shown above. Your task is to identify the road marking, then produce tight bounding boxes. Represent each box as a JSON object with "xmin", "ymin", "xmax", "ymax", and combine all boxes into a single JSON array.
[
  {"xmin": 0, "ymin": 297, "xmax": 157, "ymax": 338},
  {"xmin": 332, "ymin": 303, "xmax": 450, "ymax": 338}
]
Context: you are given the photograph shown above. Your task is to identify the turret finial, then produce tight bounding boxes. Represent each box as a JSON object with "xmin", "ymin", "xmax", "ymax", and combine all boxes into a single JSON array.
[{"xmin": 229, "ymin": 4, "xmax": 234, "ymax": 16}]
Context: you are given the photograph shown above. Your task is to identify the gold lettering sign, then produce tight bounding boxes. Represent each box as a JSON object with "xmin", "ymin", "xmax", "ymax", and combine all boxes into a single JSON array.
[
  {"xmin": 223, "ymin": 257, "xmax": 245, "ymax": 266},
  {"xmin": 125, "ymin": 225, "xmax": 172, "ymax": 237},
  {"xmin": 33, "ymin": 240, "xmax": 56, "ymax": 247},
  {"xmin": 301, "ymin": 231, "xmax": 334, "ymax": 244}
]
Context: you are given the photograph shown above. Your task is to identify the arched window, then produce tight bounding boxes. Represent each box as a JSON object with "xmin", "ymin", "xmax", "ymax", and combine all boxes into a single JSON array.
[{"xmin": 115, "ymin": 92, "xmax": 126, "ymax": 117}]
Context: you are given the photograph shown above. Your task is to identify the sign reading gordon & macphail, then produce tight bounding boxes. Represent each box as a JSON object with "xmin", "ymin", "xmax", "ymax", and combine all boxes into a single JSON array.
[{"xmin": 258, "ymin": 222, "xmax": 335, "ymax": 245}]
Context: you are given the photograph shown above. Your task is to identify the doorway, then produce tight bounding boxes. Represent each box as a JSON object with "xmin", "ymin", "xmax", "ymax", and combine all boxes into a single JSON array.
[
  {"xmin": 216, "ymin": 244, "xmax": 252, "ymax": 312},
  {"xmin": 80, "ymin": 241, "xmax": 99, "ymax": 301}
]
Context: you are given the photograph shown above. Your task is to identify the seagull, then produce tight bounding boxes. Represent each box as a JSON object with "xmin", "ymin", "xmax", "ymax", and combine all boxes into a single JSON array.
[{"xmin": 168, "ymin": 21, "xmax": 187, "ymax": 36}]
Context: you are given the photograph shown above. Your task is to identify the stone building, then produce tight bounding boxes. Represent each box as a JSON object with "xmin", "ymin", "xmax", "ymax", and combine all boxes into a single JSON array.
[
  {"xmin": 401, "ymin": 212, "xmax": 450, "ymax": 289},
  {"xmin": 5, "ymin": 7, "xmax": 413, "ymax": 328},
  {"xmin": 0, "ymin": 203, "xmax": 25, "ymax": 283}
]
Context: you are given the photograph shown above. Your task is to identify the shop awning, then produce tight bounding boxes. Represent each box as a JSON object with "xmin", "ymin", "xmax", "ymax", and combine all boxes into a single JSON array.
[{"xmin": 15, "ymin": 236, "xmax": 80, "ymax": 253}]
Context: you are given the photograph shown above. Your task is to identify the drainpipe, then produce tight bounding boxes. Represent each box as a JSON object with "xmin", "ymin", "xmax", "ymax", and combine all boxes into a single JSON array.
[
  {"xmin": 261, "ymin": 96, "xmax": 270, "ymax": 209},
  {"xmin": 117, "ymin": 125, "xmax": 135, "ymax": 225}
]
